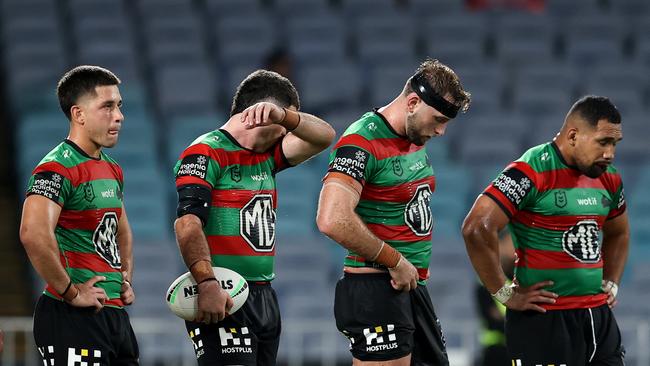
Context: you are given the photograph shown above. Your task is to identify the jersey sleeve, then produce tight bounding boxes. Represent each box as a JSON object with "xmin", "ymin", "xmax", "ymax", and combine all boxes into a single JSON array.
[
  {"xmin": 607, "ymin": 182, "xmax": 626, "ymax": 220},
  {"xmin": 482, "ymin": 162, "xmax": 537, "ymax": 218},
  {"xmin": 26, "ymin": 161, "xmax": 73, "ymax": 206},
  {"xmin": 270, "ymin": 137, "xmax": 292, "ymax": 174},
  {"xmin": 115, "ymin": 164, "xmax": 124, "ymax": 191},
  {"xmin": 325, "ymin": 134, "xmax": 377, "ymax": 186},
  {"xmin": 174, "ymin": 143, "xmax": 220, "ymax": 189}
]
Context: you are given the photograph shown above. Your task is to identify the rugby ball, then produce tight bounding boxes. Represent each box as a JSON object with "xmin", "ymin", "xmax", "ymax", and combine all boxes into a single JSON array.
[{"xmin": 165, "ymin": 267, "xmax": 249, "ymax": 321}]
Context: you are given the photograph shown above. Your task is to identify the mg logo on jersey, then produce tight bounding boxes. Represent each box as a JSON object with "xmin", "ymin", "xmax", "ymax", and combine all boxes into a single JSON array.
[
  {"xmin": 240, "ymin": 194, "xmax": 276, "ymax": 252},
  {"xmin": 562, "ymin": 220, "xmax": 600, "ymax": 263},
  {"xmin": 405, "ymin": 184, "xmax": 433, "ymax": 236},
  {"xmin": 93, "ymin": 212, "xmax": 121, "ymax": 268}
]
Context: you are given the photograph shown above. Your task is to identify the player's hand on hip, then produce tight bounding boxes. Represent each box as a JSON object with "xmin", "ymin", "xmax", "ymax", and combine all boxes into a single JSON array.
[
  {"xmin": 601, "ymin": 280, "xmax": 619, "ymax": 309},
  {"xmin": 120, "ymin": 271, "xmax": 135, "ymax": 306},
  {"xmin": 196, "ymin": 280, "xmax": 234, "ymax": 324},
  {"xmin": 388, "ymin": 255, "xmax": 418, "ymax": 292},
  {"xmin": 67, "ymin": 275, "xmax": 108, "ymax": 311},
  {"xmin": 505, "ymin": 280, "xmax": 558, "ymax": 313},
  {"xmin": 240, "ymin": 102, "xmax": 284, "ymax": 129}
]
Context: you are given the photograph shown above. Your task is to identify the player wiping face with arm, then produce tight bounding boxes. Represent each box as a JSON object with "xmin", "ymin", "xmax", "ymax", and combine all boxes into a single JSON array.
[{"xmin": 174, "ymin": 70, "xmax": 335, "ymax": 325}]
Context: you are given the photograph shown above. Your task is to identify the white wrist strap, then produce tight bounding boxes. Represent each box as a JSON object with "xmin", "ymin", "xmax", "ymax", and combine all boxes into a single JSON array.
[
  {"xmin": 491, "ymin": 281, "xmax": 515, "ymax": 304},
  {"xmin": 602, "ymin": 280, "xmax": 618, "ymax": 298}
]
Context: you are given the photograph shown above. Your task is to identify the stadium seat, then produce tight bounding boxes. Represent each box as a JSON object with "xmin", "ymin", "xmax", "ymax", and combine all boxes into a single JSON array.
[
  {"xmin": 297, "ymin": 62, "xmax": 362, "ymax": 113},
  {"xmin": 354, "ymin": 14, "xmax": 417, "ymax": 66},
  {"xmin": 152, "ymin": 62, "xmax": 219, "ymax": 118},
  {"xmin": 286, "ymin": 16, "xmax": 348, "ymax": 66},
  {"xmin": 273, "ymin": 0, "xmax": 333, "ymax": 16},
  {"xmin": 214, "ymin": 16, "xmax": 277, "ymax": 67}
]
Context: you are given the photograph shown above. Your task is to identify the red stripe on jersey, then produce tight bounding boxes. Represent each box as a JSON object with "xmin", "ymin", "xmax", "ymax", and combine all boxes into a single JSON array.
[
  {"xmin": 334, "ymin": 134, "xmax": 375, "ymax": 154},
  {"xmin": 334, "ymin": 134, "xmax": 423, "ymax": 160},
  {"xmin": 491, "ymin": 163, "xmax": 619, "ymax": 193},
  {"xmin": 366, "ymin": 223, "xmax": 431, "ymax": 242},
  {"xmin": 61, "ymin": 251, "xmax": 120, "ymax": 273},
  {"xmin": 515, "ymin": 249, "xmax": 603, "ymax": 270},
  {"xmin": 503, "ymin": 162, "xmax": 622, "ymax": 193},
  {"xmin": 369, "ymin": 138, "xmax": 423, "ymax": 160},
  {"xmin": 541, "ymin": 293, "xmax": 607, "ymax": 310},
  {"xmin": 507, "ymin": 162, "xmax": 540, "ymax": 187},
  {"xmin": 513, "ymin": 211, "xmax": 605, "ymax": 231},
  {"xmin": 418, "ymin": 268, "xmax": 429, "ymax": 280},
  {"xmin": 535, "ymin": 169, "xmax": 609, "ymax": 191},
  {"xmin": 180, "ymin": 143, "xmax": 273, "ymax": 167},
  {"xmin": 345, "ymin": 255, "xmax": 429, "ymax": 280},
  {"xmin": 62, "ymin": 160, "xmax": 122, "ymax": 187},
  {"xmin": 58, "ymin": 208, "xmax": 122, "ymax": 231},
  {"xmin": 207, "ymin": 236, "xmax": 275, "ymax": 256},
  {"xmin": 270, "ymin": 140, "xmax": 290, "ymax": 172},
  {"xmin": 45, "ymin": 286, "xmax": 124, "ymax": 307},
  {"xmin": 33, "ymin": 161, "xmax": 70, "ymax": 180},
  {"xmin": 176, "ymin": 176, "xmax": 212, "ymax": 189},
  {"xmin": 362, "ymin": 177, "xmax": 435, "ymax": 202},
  {"xmin": 212, "ymin": 189, "xmax": 277, "ymax": 208},
  {"xmin": 607, "ymin": 206, "xmax": 626, "ymax": 220}
]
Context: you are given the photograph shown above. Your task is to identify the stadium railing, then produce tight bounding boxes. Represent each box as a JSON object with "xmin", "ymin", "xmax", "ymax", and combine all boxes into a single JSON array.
[{"xmin": 1, "ymin": 317, "xmax": 647, "ymax": 366}]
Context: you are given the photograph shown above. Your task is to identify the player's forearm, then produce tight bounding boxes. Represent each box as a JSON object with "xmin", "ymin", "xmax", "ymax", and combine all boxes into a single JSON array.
[
  {"xmin": 20, "ymin": 230, "xmax": 71, "ymax": 293},
  {"xmin": 462, "ymin": 220, "xmax": 508, "ymax": 294},
  {"xmin": 601, "ymin": 234, "xmax": 629, "ymax": 284},
  {"xmin": 289, "ymin": 112, "xmax": 336, "ymax": 151},
  {"xmin": 317, "ymin": 202, "xmax": 383, "ymax": 260},
  {"xmin": 118, "ymin": 231, "xmax": 133, "ymax": 282},
  {"xmin": 174, "ymin": 215, "xmax": 213, "ymax": 281}
]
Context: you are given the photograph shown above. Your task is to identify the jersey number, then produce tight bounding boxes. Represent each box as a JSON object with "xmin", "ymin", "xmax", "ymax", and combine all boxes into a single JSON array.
[
  {"xmin": 240, "ymin": 195, "xmax": 276, "ymax": 252},
  {"xmin": 93, "ymin": 212, "xmax": 121, "ymax": 269}
]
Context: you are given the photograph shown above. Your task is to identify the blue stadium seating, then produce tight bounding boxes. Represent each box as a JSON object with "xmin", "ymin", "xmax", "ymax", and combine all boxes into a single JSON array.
[{"xmin": 4, "ymin": 2, "xmax": 650, "ymax": 363}]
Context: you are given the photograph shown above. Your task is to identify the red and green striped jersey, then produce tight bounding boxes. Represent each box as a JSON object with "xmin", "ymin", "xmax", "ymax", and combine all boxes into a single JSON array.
[
  {"xmin": 484, "ymin": 142, "xmax": 626, "ymax": 310},
  {"xmin": 174, "ymin": 129, "xmax": 291, "ymax": 282},
  {"xmin": 26, "ymin": 140, "xmax": 126, "ymax": 307},
  {"xmin": 326, "ymin": 111, "xmax": 435, "ymax": 282}
]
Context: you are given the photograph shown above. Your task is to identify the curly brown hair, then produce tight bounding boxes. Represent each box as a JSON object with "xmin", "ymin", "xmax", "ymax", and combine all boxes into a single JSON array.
[{"xmin": 403, "ymin": 59, "xmax": 471, "ymax": 114}]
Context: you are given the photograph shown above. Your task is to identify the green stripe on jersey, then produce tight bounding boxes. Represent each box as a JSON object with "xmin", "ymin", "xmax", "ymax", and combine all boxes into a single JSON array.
[
  {"xmin": 205, "ymin": 207, "xmax": 241, "ymax": 236},
  {"xmin": 56, "ymin": 229, "xmax": 95, "ymax": 253},
  {"xmin": 516, "ymin": 267, "xmax": 602, "ymax": 297},
  {"xmin": 211, "ymin": 255, "xmax": 275, "ymax": 282},
  {"xmin": 509, "ymin": 223, "xmax": 563, "ymax": 252},
  {"xmin": 356, "ymin": 202, "xmax": 406, "ymax": 226},
  {"xmin": 67, "ymin": 268, "xmax": 123, "ymax": 299}
]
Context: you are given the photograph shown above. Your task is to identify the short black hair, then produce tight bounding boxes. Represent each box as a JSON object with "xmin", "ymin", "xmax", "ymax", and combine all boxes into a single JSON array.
[
  {"xmin": 230, "ymin": 70, "xmax": 300, "ymax": 116},
  {"xmin": 56, "ymin": 65, "xmax": 121, "ymax": 120},
  {"xmin": 569, "ymin": 95, "xmax": 621, "ymax": 126}
]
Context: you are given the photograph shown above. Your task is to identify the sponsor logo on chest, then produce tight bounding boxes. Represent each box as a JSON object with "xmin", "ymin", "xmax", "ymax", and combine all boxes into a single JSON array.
[
  {"xmin": 408, "ymin": 160, "xmax": 426, "ymax": 171},
  {"xmin": 251, "ymin": 171, "xmax": 269, "ymax": 182},
  {"xmin": 576, "ymin": 197, "xmax": 599, "ymax": 206}
]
